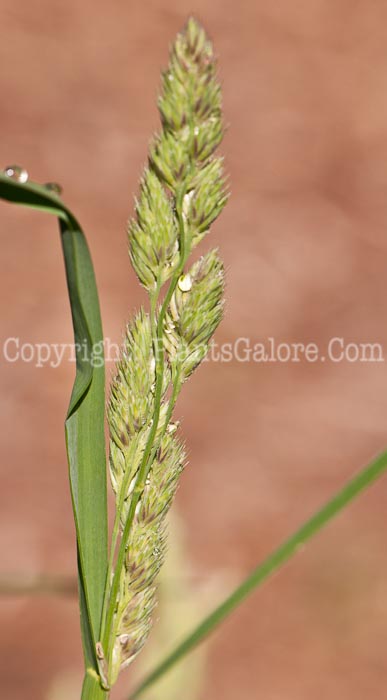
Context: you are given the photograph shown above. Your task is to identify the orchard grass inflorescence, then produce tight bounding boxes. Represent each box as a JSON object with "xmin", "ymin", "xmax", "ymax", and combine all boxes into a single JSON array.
[{"xmin": 100, "ymin": 17, "xmax": 228, "ymax": 688}]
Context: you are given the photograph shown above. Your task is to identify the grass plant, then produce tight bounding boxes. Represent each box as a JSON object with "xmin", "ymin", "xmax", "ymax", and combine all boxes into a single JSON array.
[{"xmin": 1, "ymin": 17, "xmax": 386, "ymax": 700}]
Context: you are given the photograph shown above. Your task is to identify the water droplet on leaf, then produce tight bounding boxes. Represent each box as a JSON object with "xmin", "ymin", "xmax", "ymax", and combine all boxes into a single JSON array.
[
  {"xmin": 44, "ymin": 182, "xmax": 63, "ymax": 195},
  {"xmin": 4, "ymin": 165, "xmax": 29, "ymax": 184}
]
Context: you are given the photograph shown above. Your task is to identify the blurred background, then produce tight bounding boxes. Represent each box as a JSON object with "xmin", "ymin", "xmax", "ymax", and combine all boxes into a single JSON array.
[{"xmin": 1, "ymin": 1, "xmax": 387, "ymax": 698}]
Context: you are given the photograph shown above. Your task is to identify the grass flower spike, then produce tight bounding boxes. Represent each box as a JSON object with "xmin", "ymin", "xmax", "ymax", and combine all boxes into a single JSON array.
[{"xmin": 101, "ymin": 17, "xmax": 227, "ymax": 689}]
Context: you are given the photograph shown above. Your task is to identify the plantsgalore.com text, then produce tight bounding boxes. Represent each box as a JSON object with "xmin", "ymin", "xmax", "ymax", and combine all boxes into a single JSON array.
[{"xmin": 2, "ymin": 336, "xmax": 384, "ymax": 368}]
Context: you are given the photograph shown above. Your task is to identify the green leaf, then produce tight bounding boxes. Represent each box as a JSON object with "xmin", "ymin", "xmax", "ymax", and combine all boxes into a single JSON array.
[
  {"xmin": 128, "ymin": 449, "xmax": 387, "ymax": 699},
  {"xmin": 0, "ymin": 173, "xmax": 108, "ymax": 682}
]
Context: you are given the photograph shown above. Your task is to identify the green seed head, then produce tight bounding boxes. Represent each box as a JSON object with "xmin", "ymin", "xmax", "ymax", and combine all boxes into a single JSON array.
[
  {"xmin": 152, "ymin": 19, "xmax": 223, "ymax": 186},
  {"xmin": 128, "ymin": 169, "xmax": 179, "ymax": 290},
  {"xmin": 184, "ymin": 157, "xmax": 229, "ymax": 245},
  {"xmin": 106, "ymin": 17, "xmax": 228, "ymax": 686},
  {"xmin": 108, "ymin": 311, "xmax": 155, "ymax": 445}
]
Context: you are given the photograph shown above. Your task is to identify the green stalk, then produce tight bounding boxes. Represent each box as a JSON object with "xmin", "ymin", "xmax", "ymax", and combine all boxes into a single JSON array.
[
  {"xmin": 128, "ymin": 449, "xmax": 387, "ymax": 699},
  {"xmin": 81, "ymin": 671, "xmax": 108, "ymax": 700}
]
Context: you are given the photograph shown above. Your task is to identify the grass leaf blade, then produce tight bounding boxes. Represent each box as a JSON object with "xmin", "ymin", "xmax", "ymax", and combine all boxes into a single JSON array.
[
  {"xmin": 0, "ymin": 174, "xmax": 108, "ymax": 678},
  {"xmin": 61, "ymin": 218, "xmax": 108, "ymax": 668}
]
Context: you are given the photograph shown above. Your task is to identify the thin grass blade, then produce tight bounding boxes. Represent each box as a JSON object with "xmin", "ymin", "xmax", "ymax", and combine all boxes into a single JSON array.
[
  {"xmin": 128, "ymin": 450, "xmax": 387, "ymax": 699},
  {"xmin": 0, "ymin": 173, "xmax": 108, "ymax": 680}
]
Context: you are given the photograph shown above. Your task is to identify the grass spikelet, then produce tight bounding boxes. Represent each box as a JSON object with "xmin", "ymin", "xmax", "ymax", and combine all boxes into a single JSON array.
[{"xmin": 164, "ymin": 249, "xmax": 225, "ymax": 379}]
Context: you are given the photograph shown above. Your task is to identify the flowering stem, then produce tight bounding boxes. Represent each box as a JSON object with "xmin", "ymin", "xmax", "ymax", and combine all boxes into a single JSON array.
[{"xmin": 105, "ymin": 18, "xmax": 228, "ymax": 683}]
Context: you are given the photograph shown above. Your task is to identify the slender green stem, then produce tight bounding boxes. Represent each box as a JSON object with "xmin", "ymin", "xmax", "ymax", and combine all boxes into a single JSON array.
[
  {"xmin": 150, "ymin": 278, "xmax": 161, "ymax": 333},
  {"xmin": 81, "ymin": 670, "xmax": 109, "ymax": 700},
  {"xmin": 141, "ymin": 370, "xmax": 182, "ymax": 482},
  {"xmin": 100, "ymin": 511, "xmax": 120, "ymax": 640},
  {"xmin": 102, "ymin": 187, "xmax": 188, "ymax": 663},
  {"xmin": 128, "ymin": 450, "xmax": 387, "ymax": 699}
]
